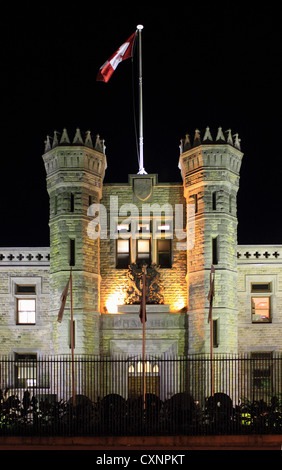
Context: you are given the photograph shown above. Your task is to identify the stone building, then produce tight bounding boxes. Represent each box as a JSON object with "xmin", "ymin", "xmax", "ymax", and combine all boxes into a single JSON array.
[{"xmin": 1, "ymin": 126, "xmax": 282, "ymax": 366}]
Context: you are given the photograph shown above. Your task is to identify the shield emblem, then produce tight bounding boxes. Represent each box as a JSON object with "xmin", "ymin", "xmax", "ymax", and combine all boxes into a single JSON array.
[{"xmin": 133, "ymin": 178, "xmax": 153, "ymax": 201}]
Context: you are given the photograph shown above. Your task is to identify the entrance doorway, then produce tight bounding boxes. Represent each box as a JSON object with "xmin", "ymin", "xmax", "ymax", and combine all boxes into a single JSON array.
[{"xmin": 128, "ymin": 361, "xmax": 160, "ymax": 398}]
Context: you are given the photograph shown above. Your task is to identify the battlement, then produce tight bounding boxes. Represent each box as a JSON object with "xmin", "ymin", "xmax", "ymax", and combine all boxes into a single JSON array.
[
  {"xmin": 179, "ymin": 127, "xmax": 241, "ymax": 154},
  {"xmin": 44, "ymin": 128, "xmax": 106, "ymax": 154}
]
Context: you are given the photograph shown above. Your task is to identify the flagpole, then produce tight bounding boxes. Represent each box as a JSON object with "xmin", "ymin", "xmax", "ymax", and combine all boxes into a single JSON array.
[
  {"xmin": 70, "ymin": 267, "xmax": 75, "ymax": 407},
  {"xmin": 142, "ymin": 265, "xmax": 147, "ymax": 411},
  {"xmin": 208, "ymin": 266, "xmax": 215, "ymax": 397},
  {"xmin": 210, "ymin": 299, "xmax": 214, "ymax": 397},
  {"xmin": 137, "ymin": 25, "xmax": 147, "ymax": 175}
]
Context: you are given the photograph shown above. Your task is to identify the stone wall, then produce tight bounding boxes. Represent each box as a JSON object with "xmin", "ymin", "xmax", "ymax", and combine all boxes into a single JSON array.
[
  {"xmin": 0, "ymin": 248, "xmax": 50, "ymax": 355},
  {"xmin": 237, "ymin": 245, "xmax": 282, "ymax": 353}
]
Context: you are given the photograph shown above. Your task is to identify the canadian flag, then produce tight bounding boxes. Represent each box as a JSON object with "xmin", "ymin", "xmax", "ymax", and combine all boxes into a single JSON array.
[{"xmin": 97, "ymin": 32, "xmax": 136, "ymax": 83}]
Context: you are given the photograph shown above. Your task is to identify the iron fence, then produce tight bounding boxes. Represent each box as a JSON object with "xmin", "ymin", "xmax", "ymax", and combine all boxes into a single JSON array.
[{"xmin": 0, "ymin": 354, "xmax": 281, "ymax": 436}]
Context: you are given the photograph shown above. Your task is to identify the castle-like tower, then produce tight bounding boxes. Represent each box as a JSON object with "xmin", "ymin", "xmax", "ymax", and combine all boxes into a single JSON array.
[
  {"xmin": 42, "ymin": 129, "xmax": 107, "ymax": 354},
  {"xmin": 179, "ymin": 127, "xmax": 243, "ymax": 354}
]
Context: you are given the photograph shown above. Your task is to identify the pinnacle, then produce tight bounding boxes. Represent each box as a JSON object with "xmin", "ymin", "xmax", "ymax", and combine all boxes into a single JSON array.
[
  {"xmin": 44, "ymin": 129, "xmax": 106, "ymax": 154},
  {"xmin": 179, "ymin": 126, "xmax": 241, "ymax": 153}
]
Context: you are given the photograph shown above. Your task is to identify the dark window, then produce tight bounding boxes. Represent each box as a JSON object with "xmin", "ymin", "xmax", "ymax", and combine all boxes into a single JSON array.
[
  {"xmin": 70, "ymin": 193, "xmax": 75, "ymax": 212},
  {"xmin": 157, "ymin": 239, "xmax": 171, "ymax": 268},
  {"xmin": 251, "ymin": 283, "xmax": 271, "ymax": 293},
  {"xmin": 213, "ymin": 319, "xmax": 219, "ymax": 347},
  {"xmin": 212, "ymin": 192, "xmax": 217, "ymax": 210},
  {"xmin": 70, "ymin": 239, "xmax": 75, "ymax": 266},
  {"xmin": 191, "ymin": 194, "xmax": 198, "ymax": 213},
  {"xmin": 16, "ymin": 285, "xmax": 36, "ymax": 294},
  {"xmin": 212, "ymin": 237, "xmax": 218, "ymax": 265},
  {"xmin": 116, "ymin": 239, "xmax": 130, "ymax": 269}
]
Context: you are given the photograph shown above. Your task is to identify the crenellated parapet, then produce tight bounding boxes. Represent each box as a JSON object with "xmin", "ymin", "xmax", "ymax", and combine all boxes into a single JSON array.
[
  {"xmin": 179, "ymin": 126, "xmax": 241, "ymax": 154},
  {"xmin": 179, "ymin": 127, "xmax": 243, "ymax": 200},
  {"xmin": 44, "ymin": 128, "xmax": 106, "ymax": 154}
]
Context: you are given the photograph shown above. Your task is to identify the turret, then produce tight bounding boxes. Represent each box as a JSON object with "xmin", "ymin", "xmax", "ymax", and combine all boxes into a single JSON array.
[
  {"xmin": 179, "ymin": 127, "xmax": 243, "ymax": 353},
  {"xmin": 43, "ymin": 128, "xmax": 107, "ymax": 354}
]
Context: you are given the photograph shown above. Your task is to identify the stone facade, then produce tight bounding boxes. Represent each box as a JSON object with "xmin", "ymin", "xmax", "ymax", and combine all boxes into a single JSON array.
[{"xmin": 0, "ymin": 127, "xmax": 282, "ymax": 359}]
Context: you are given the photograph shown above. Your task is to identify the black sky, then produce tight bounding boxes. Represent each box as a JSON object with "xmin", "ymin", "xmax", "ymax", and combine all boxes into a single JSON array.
[{"xmin": 1, "ymin": 2, "xmax": 282, "ymax": 247}]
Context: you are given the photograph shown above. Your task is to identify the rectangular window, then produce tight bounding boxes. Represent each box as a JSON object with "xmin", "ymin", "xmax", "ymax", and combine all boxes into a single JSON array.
[
  {"xmin": 191, "ymin": 194, "xmax": 198, "ymax": 213},
  {"xmin": 70, "ymin": 193, "xmax": 75, "ymax": 212},
  {"xmin": 70, "ymin": 239, "xmax": 75, "ymax": 266},
  {"xmin": 212, "ymin": 192, "xmax": 217, "ymax": 210},
  {"xmin": 16, "ymin": 285, "xmax": 36, "ymax": 294},
  {"xmin": 17, "ymin": 299, "xmax": 36, "ymax": 324},
  {"xmin": 213, "ymin": 319, "xmax": 219, "ymax": 347},
  {"xmin": 251, "ymin": 297, "xmax": 271, "ymax": 323},
  {"xmin": 116, "ymin": 239, "xmax": 130, "ymax": 269},
  {"xmin": 212, "ymin": 237, "xmax": 218, "ymax": 265},
  {"xmin": 251, "ymin": 283, "xmax": 271, "ymax": 293},
  {"xmin": 15, "ymin": 354, "xmax": 37, "ymax": 388},
  {"xmin": 137, "ymin": 239, "xmax": 151, "ymax": 266},
  {"xmin": 157, "ymin": 239, "xmax": 171, "ymax": 268}
]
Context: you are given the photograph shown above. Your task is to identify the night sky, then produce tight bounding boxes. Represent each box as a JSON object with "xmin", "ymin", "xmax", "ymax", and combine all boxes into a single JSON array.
[{"xmin": 1, "ymin": 3, "xmax": 282, "ymax": 247}]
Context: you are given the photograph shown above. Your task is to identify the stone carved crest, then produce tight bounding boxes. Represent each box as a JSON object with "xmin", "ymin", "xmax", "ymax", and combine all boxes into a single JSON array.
[
  {"xmin": 125, "ymin": 263, "xmax": 164, "ymax": 305},
  {"xmin": 133, "ymin": 178, "xmax": 153, "ymax": 201}
]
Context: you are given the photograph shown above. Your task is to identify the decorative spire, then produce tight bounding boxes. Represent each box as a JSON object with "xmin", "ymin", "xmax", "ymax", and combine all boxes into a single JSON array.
[
  {"xmin": 216, "ymin": 127, "xmax": 225, "ymax": 142},
  {"xmin": 84, "ymin": 130, "xmax": 93, "ymax": 149},
  {"xmin": 44, "ymin": 135, "xmax": 51, "ymax": 152},
  {"xmin": 183, "ymin": 134, "xmax": 191, "ymax": 151},
  {"xmin": 52, "ymin": 130, "xmax": 59, "ymax": 148},
  {"xmin": 193, "ymin": 129, "xmax": 201, "ymax": 147},
  {"xmin": 226, "ymin": 129, "xmax": 233, "ymax": 145},
  {"xmin": 94, "ymin": 134, "xmax": 106, "ymax": 154},
  {"xmin": 180, "ymin": 127, "xmax": 242, "ymax": 152},
  {"xmin": 233, "ymin": 133, "xmax": 241, "ymax": 150},
  {"xmin": 73, "ymin": 128, "xmax": 83, "ymax": 144},
  {"xmin": 60, "ymin": 128, "xmax": 70, "ymax": 144},
  {"xmin": 203, "ymin": 127, "xmax": 213, "ymax": 142}
]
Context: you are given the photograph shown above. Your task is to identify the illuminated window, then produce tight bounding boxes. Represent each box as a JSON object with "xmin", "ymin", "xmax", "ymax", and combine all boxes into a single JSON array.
[
  {"xmin": 116, "ymin": 239, "xmax": 130, "ymax": 269},
  {"xmin": 137, "ymin": 239, "xmax": 151, "ymax": 265},
  {"xmin": 157, "ymin": 239, "xmax": 171, "ymax": 268},
  {"xmin": 251, "ymin": 297, "xmax": 270, "ymax": 323},
  {"xmin": 137, "ymin": 361, "xmax": 151, "ymax": 373},
  {"xmin": 17, "ymin": 299, "xmax": 36, "ymax": 324},
  {"xmin": 15, "ymin": 354, "xmax": 37, "ymax": 388}
]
